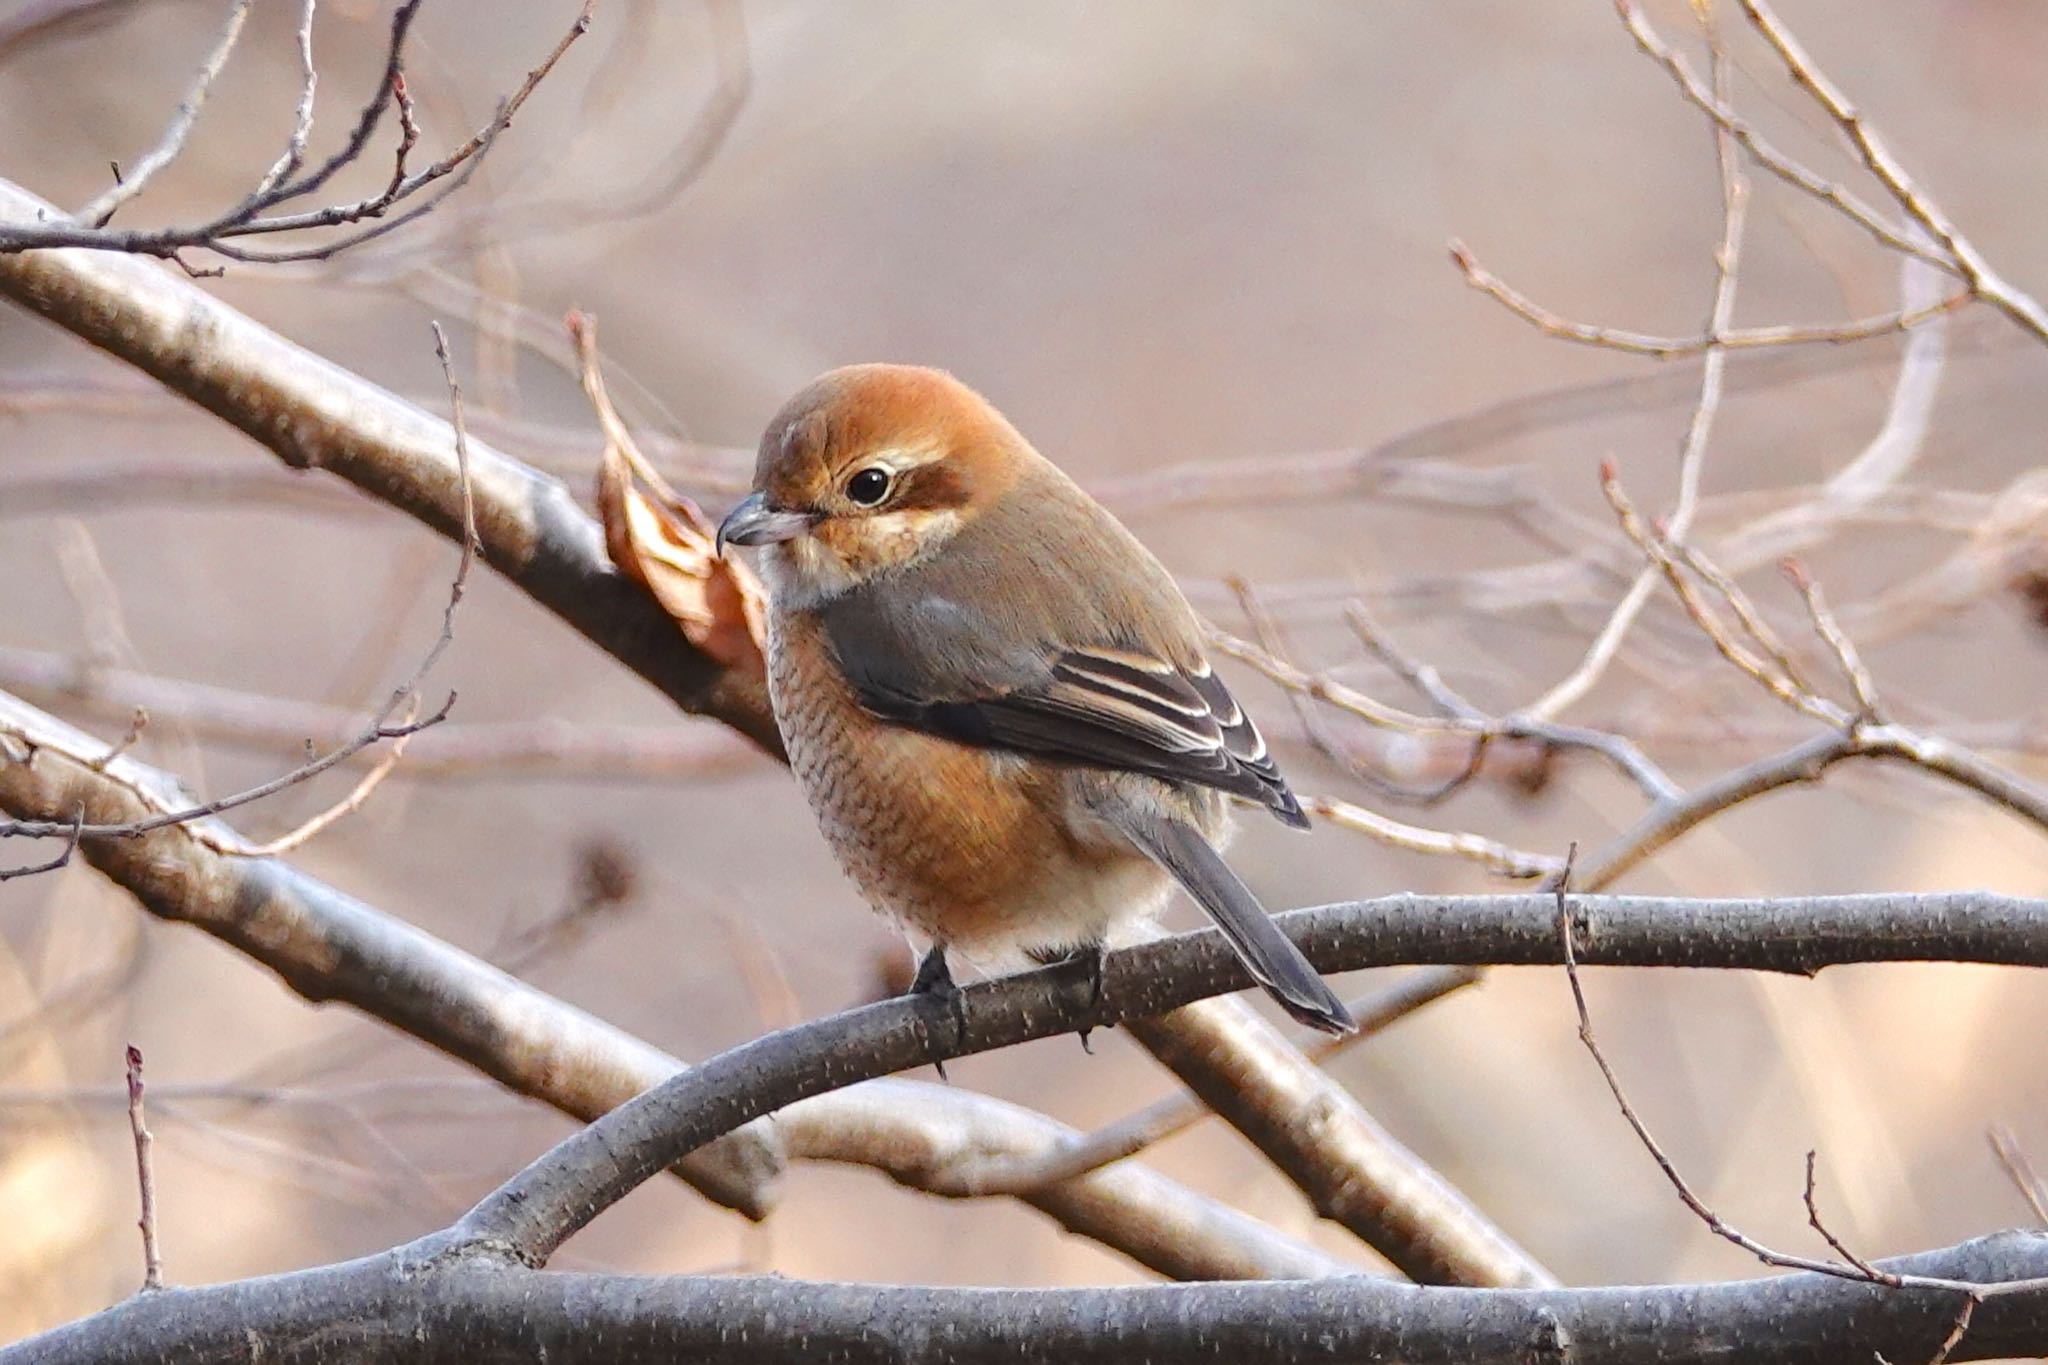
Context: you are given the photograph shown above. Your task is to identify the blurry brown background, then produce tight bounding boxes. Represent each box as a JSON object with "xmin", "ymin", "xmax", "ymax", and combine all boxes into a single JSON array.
[{"xmin": 3, "ymin": 0, "xmax": 2046, "ymax": 1341}]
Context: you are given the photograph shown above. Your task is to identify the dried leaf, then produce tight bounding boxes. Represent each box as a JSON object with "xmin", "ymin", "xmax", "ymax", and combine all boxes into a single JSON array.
[{"xmin": 576, "ymin": 311, "xmax": 766, "ymax": 677}]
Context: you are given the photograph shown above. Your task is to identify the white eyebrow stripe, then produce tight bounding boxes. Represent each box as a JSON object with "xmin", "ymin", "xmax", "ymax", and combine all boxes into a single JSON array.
[{"xmin": 860, "ymin": 444, "xmax": 946, "ymax": 475}]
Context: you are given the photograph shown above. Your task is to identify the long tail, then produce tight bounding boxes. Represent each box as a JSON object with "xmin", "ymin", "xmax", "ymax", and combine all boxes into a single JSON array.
[{"xmin": 1119, "ymin": 812, "xmax": 1355, "ymax": 1034}]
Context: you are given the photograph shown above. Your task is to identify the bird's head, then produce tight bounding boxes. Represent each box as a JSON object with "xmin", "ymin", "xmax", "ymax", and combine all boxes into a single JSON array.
[{"xmin": 718, "ymin": 364, "xmax": 1026, "ymax": 603}]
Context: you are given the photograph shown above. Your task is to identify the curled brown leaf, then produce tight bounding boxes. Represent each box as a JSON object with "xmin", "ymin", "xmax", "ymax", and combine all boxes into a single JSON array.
[{"xmin": 574, "ymin": 311, "xmax": 766, "ymax": 676}]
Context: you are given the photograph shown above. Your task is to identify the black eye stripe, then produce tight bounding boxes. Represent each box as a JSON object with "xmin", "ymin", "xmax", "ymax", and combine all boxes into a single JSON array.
[{"xmin": 846, "ymin": 466, "xmax": 892, "ymax": 506}]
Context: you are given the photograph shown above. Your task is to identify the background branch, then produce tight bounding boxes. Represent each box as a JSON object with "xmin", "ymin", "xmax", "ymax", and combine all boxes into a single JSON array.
[
  {"xmin": 0, "ymin": 177, "xmax": 780, "ymax": 753},
  {"xmin": 0, "ymin": 689, "xmax": 1349, "ymax": 1282}
]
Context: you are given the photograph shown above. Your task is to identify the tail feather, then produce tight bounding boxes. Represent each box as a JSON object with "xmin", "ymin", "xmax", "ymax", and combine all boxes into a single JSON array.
[{"xmin": 1118, "ymin": 811, "xmax": 1355, "ymax": 1035}]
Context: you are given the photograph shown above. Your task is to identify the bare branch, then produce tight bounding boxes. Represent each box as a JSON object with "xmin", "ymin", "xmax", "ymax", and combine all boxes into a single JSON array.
[
  {"xmin": 1449, "ymin": 239, "xmax": 1968, "ymax": 357},
  {"xmin": 74, "ymin": 0, "xmax": 255, "ymax": 227},
  {"xmin": 0, "ymin": 691, "xmax": 1346, "ymax": 1280},
  {"xmin": 0, "ymin": 176, "xmax": 783, "ymax": 752},
  {"xmin": 0, "ymin": 689, "xmax": 784, "ymax": 1218},
  {"xmin": 1524, "ymin": 35, "xmax": 1743, "ymax": 722},
  {"xmin": 1782, "ymin": 558, "xmax": 1885, "ymax": 721},
  {"xmin": 1990, "ymin": 1127, "xmax": 2048, "ymax": 1228},
  {"xmin": 0, "ymin": 692, "xmax": 447, "ymax": 844},
  {"xmin": 1734, "ymin": 0, "xmax": 2048, "ymax": 344},
  {"xmin": 0, "ymin": 2, "xmax": 600, "ymax": 266},
  {"xmin": 1611, "ymin": 0, "xmax": 1949, "ymax": 267},
  {"xmin": 249, "ymin": 0, "xmax": 320, "ymax": 199},
  {"xmin": 1552, "ymin": 869, "xmax": 2029, "ymax": 1344},
  {"xmin": 0, "ymin": 801, "xmax": 80, "ymax": 881},
  {"xmin": 124, "ymin": 1042, "xmax": 165, "ymax": 1292},
  {"xmin": 0, "ymin": 646, "xmax": 762, "ymax": 783},
  {"xmin": 14, "ymin": 1231, "xmax": 2048, "ymax": 1365},
  {"xmin": 947, "ymin": 967, "xmax": 1480, "ymax": 1196},
  {"xmin": 1304, "ymin": 793, "xmax": 1561, "ymax": 879}
]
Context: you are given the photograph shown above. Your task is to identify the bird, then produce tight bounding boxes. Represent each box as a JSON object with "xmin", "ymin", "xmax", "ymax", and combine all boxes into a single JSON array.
[{"xmin": 717, "ymin": 364, "xmax": 1355, "ymax": 1036}]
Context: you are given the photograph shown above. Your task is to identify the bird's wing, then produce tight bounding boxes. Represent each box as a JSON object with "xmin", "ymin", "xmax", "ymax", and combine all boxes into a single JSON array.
[{"xmin": 820, "ymin": 537, "xmax": 1305, "ymax": 825}]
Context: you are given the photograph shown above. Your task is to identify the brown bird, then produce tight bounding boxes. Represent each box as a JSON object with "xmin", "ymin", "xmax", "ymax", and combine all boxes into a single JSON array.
[{"xmin": 718, "ymin": 364, "xmax": 1354, "ymax": 1035}]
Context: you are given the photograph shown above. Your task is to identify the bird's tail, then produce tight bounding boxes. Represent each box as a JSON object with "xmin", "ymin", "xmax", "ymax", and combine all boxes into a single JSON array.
[{"xmin": 1120, "ymin": 812, "xmax": 1355, "ymax": 1035}]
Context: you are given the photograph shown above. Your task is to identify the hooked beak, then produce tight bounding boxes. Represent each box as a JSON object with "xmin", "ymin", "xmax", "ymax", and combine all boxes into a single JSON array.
[{"xmin": 716, "ymin": 492, "xmax": 814, "ymax": 557}]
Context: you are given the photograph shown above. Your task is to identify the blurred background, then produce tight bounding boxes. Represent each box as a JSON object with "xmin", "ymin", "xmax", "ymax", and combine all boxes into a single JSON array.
[{"xmin": 3, "ymin": 0, "xmax": 2046, "ymax": 1341}]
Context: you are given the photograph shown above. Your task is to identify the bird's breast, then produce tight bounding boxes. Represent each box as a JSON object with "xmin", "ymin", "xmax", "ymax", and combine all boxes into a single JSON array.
[{"xmin": 765, "ymin": 608, "xmax": 1158, "ymax": 957}]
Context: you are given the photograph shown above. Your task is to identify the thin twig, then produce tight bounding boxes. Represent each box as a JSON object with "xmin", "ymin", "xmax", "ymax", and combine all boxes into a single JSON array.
[
  {"xmin": 1215, "ymin": 618, "xmax": 1681, "ymax": 807},
  {"xmin": 1783, "ymin": 558, "xmax": 1885, "ymax": 720},
  {"xmin": 1305, "ymin": 794, "xmax": 1561, "ymax": 879},
  {"xmin": 84, "ymin": 706, "xmax": 149, "ymax": 772},
  {"xmin": 1599, "ymin": 463, "xmax": 1836, "ymax": 724},
  {"xmin": 76, "ymin": 0, "xmax": 255, "ymax": 226},
  {"xmin": 125, "ymin": 1043, "xmax": 165, "ymax": 1292},
  {"xmin": 230, "ymin": 699, "xmax": 419, "ymax": 857},
  {"xmin": 0, "ymin": 327, "xmax": 480, "ymax": 850},
  {"xmin": 1928, "ymin": 1295, "xmax": 1981, "ymax": 1365},
  {"xmin": 0, "ymin": 648, "xmax": 760, "ymax": 781},
  {"xmin": 1230, "ymin": 577, "xmax": 1481, "ymax": 805},
  {"xmin": 1449, "ymin": 239, "xmax": 1968, "ymax": 357},
  {"xmin": 1665, "ymin": 535, "xmax": 1820, "ymax": 701},
  {"xmin": 0, "ymin": 805, "xmax": 81, "ymax": 880},
  {"xmin": 1989, "ymin": 1125, "xmax": 2048, "ymax": 1227},
  {"xmin": 1344, "ymin": 602, "xmax": 1682, "ymax": 804},
  {"xmin": 1611, "ymin": 0, "xmax": 1951, "ymax": 269},
  {"xmin": 208, "ymin": 2, "xmax": 599, "ymax": 265},
  {"xmin": 0, "ymin": 703, "xmax": 447, "ymax": 842},
  {"xmin": 1735, "ymin": 0, "xmax": 2048, "ymax": 345},
  {"xmin": 1525, "ymin": 34, "xmax": 1744, "ymax": 722},
  {"xmin": 1555, "ymin": 860, "xmax": 2040, "ymax": 1320},
  {"xmin": 0, "ymin": 1, "xmax": 599, "ymax": 266},
  {"xmin": 250, "ymin": 0, "xmax": 320, "ymax": 199},
  {"xmin": 1802, "ymin": 1150, "xmax": 1883, "ymax": 1278}
]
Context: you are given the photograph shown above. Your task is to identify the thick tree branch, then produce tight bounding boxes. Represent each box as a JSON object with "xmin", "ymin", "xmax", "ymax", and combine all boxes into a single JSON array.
[
  {"xmin": 450, "ymin": 887, "xmax": 2048, "ymax": 1267},
  {"xmin": 0, "ymin": 177, "xmax": 780, "ymax": 754},
  {"xmin": 1128, "ymin": 999, "xmax": 1549, "ymax": 1287},
  {"xmin": 0, "ymin": 690, "xmax": 1350, "ymax": 1282},
  {"xmin": 10, "ymin": 1233, "xmax": 2046, "ymax": 1365},
  {"xmin": 0, "ymin": 689, "xmax": 783, "ymax": 1217},
  {"xmin": 0, "ymin": 173, "xmax": 1538, "ymax": 1289}
]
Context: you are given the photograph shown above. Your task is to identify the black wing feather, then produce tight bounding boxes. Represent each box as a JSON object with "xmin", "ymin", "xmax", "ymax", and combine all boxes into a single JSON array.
[
  {"xmin": 818, "ymin": 504, "xmax": 1306, "ymax": 825},
  {"xmin": 856, "ymin": 642, "xmax": 1305, "ymax": 825}
]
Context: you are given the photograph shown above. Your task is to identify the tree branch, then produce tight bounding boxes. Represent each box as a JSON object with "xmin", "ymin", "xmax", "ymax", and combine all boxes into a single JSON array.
[
  {"xmin": 442, "ymin": 876, "xmax": 2048, "ymax": 1267},
  {"xmin": 11, "ymin": 1233, "xmax": 2047, "ymax": 1365},
  {"xmin": 0, "ymin": 171, "xmax": 1540, "ymax": 1290},
  {"xmin": 0, "ymin": 690, "xmax": 1350, "ymax": 1282},
  {"xmin": 0, "ymin": 689, "xmax": 783, "ymax": 1218},
  {"xmin": 0, "ymin": 176, "xmax": 780, "ymax": 754}
]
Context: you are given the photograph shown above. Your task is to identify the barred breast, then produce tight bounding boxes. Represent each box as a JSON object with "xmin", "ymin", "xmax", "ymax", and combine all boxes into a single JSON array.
[{"xmin": 765, "ymin": 607, "xmax": 1167, "ymax": 961}]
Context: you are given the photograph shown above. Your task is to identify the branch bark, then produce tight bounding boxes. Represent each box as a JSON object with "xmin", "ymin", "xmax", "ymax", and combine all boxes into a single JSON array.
[
  {"xmin": 437, "ymin": 882, "xmax": 2048, "ymax": 1269},
  {"xmin": 0, "ymin": 690, "xmax": 1350, "ymax": 1282},
  {"xmin": 1128, "ymin": 998, "xmax": 1548, "ymax": 1286},
  {"xmin": 0, "ymin": 177, "xmax": 779, "ymax": 753},
  {"xmin": 11, "ymin": 1234, "xmax": 2044, "ymax": 1365},
  {"xmin": 0, "ymin": 690, "xmax": 783, "ymax": 1217},
  {"xmin": 0, "ymin": 172, "xmax": 1535, "ymax": 1288}
]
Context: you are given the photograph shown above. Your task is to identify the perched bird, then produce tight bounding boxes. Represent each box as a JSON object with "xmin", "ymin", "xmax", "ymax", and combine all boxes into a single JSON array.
[{"xmin": 718, "ymin": 365, "xmax": 1355, "ymax": 1035}]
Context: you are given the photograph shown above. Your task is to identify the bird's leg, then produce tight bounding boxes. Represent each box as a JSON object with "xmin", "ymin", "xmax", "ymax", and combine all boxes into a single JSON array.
[
  {"xmin": 909, "ymin": 943, "xmax": 968, "ymax": 1080},
  {"xmin": 1055, "ymin": 943, "xmax": 1109, "ymax": 1054}
]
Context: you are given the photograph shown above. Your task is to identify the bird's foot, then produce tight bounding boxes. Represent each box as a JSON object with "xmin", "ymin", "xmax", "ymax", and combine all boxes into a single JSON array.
[
  {"xmin": 1052, "ymin": 944, "xmax": 1109, "ymax": 1054},
  {"xmin": 909, "ymin": 944, "xmax": 968, "ymax": 1081}
]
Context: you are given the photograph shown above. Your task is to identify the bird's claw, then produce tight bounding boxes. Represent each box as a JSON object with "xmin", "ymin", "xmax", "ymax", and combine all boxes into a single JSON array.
[
  {"xmin": 1056, "ymin": 944, "xmax": 1109, "ymax": 1054},
  {"xmin": 909, "ymin": 944, "xmax": 968, "ymax": 1081}
]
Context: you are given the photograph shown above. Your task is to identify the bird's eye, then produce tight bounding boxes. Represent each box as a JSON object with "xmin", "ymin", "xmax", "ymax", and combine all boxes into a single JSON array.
[{"xmin": 845, "ymin": 466, "xmax": 892, "ymax": 507}]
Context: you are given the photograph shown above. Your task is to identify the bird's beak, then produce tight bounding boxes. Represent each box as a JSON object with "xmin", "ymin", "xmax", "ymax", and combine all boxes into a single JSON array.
[{"xmin": 716, "ymin": 492, "xmax": 814, "ymax": 557}]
